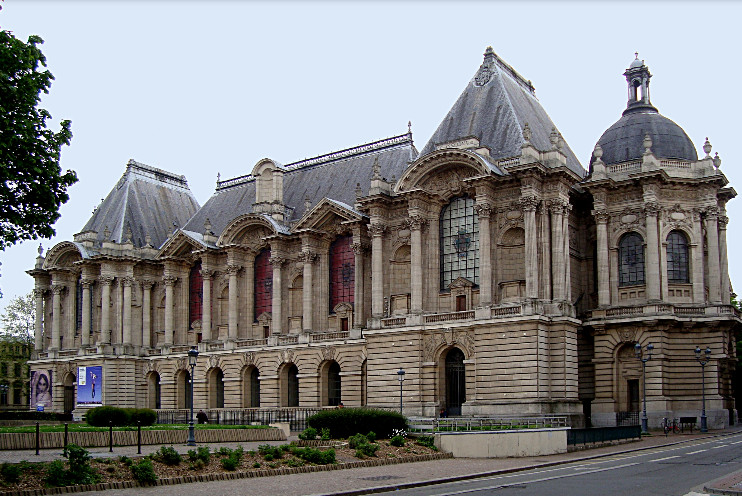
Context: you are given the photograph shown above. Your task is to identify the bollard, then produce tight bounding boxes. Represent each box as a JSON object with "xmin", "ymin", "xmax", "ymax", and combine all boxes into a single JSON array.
[
  {"xmin": 35, "ymin": 422, "xmax": 39, "ymax": 456},
  {"xmin": 137, "ymin": 421, "xmax": 141, "ymax": 454},
  {"xmin": 63, "ymin": 423, "xmax": 69, "ymax": 456},
  {"xmin": 109, "ymin": 421, "xmax": 113, "ymax": 452}
]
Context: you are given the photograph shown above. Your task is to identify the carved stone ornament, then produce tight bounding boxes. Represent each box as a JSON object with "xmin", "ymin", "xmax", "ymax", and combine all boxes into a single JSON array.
[
  {"xmin": 281, "ymin": 349, "xmax": 295, "ymax": 364},
  {"xmin": 298, "ymin": 251, "xmax": 318, "ymax": 264},
  {"xmin": 145, "ymin": 361, "xmax": 160, "ymax": 376},
  {"xmin": 121, "ymin": 276, "xmax": 134, "ymax": 287},
  {"xmin": 474, "ymin": 65, "xmax": 493, "ymax": 87},
  {"xmin": 200, "ymin": 269, "xmax": 215, "ymax": 280},
  {"xmin": 51, "ymin": 284, "xmax": 66, "ymax": 295},
  {"xmin": 408, "ymin": 215, "xmax": 427, "ymax": 231},
  {"xmin": 368, "ymin": 223, "xmax": 387, "ymax": 237},
  {"xmin": 423, "ymin": 169, "xmax": 473, "ymax": 198},
  {"xmin": 139, "ymin": 278, "xmax": 155, "ymax": 289},
  {"xmin": 322, "ymin": 346, "xmax": 336, "ymax": 361},
  {"xmin": 644, "ymin": 202, "xmax": 661, "ymax": 217},
  {"xmin": 175, "ymin": 358, "xmax": 187, "ymax": 371},
  {"xmin": 162, "ymin": 276, "xmax": 178, "ymax": 287},
  {"xmin": 593, "ymin": 209, "xmax": 610, "ymax": 224},
  {"xmin": 618, "ymin": 328, "xmax": 637, "ymax": 343},
  {"xmin": 422, "ymin": 329, "xmax": 475, "ymax": 362},
  {"xmin": 58, "ymin": 361, "xmax": 74, "ymax": 377},
  {"xmin": 705, "ymin": 206, "xmax": 720, "ymax": 220},
  {"xmin": 474, "ymin": 203, "xmax": 492, "ymax": 219},
  {"xmin": 208, "ymin": 355, "xmax": 221, "ymax": 370},
  {"xmin": 269, "ymin": 256, "xmax": 287, "ymax": 268},
  {"xmin": 99, "ymin": 275, "xmax": 115, "ymax": 286},
  {"xmin": 33, "ymin": 288, "xmax": 45, "ymax": 298},
  {"xmin": 241, "ymin": 352, "xmax": 256, "ymax": 368},
  {"xmin": 520, "ymin": 196, "xmax": 539, "ymax": 212},
  {"xmin": 225, "ymin": 264, "xmax": 241, "ymax": 276}
]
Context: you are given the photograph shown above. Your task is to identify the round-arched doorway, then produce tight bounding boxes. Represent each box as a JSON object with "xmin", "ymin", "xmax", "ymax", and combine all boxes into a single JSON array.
[{"xmin": 445, "ymin": 348, "xmax": 466, "ymax": 416}]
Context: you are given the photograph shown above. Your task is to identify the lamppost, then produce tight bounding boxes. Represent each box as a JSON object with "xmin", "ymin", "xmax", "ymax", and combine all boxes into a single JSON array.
[
  {"xmin": 634, "ymin": 343, "xmax": 654, "ymax": 435},
  {"xmin": 396, "ymin": 368, "xmax": 405, "ymax": 414},
  {"xmin": 695, "ymin": 346, "xmax": 711, "ymax": 433},
  {"xmin": 186, "ymin": 346, "xmax": 199, "ymax": 446}
]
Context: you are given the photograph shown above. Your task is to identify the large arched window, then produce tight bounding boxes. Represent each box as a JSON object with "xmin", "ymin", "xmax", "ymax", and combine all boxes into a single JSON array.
[
  {"xmin": 254, "ymin": 249, "xmax": 272, "ymax": 319},
  {"xmin": 283, "ymin": 364, "xmax": 299, "ymax": 407},
  {"xmin": 189, "ymin": 262, "xmax": 203, "ymax": 326},
  {"xmin": 440, "ymin": 196, "xmax": 479, "ymax": 290},
  {"xmin": 619, "ymin": 232, "xmax": 645, "ymax": 286},
  {"xmin": 666, "ymin": 231, "xmax": 689, "ymax": 283},
  {"xmin": 329, "ymin": 236, "xmax": 354, "ymax": 311}
]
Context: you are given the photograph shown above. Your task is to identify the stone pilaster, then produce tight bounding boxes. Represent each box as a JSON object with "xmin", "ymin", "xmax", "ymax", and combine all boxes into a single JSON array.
[
  {"xmin": 719, "ymin": 215, "xmax": 730, "ymax": 303},
  {"xmin": 226, "ymin": 265, "xmax": 241, "ymax": 340},
  {"xmin": 201, "ymin": 269, "xmax": 214, "ymax": 341},
  {"xmin": 121, "ymin": 276, "xmax": 134, "ymax": 347},
  {"xmin": 521, "ymin": 197, "xmax": 539, "ymax": 299},
  {"xmin": 475, "ymin": 203, "xmax": 492, "ymax": 305},
  {"xmin": 691, "ymin": 209, "xmax": 705, "ymax": 303},
  {"xmin": 98, "ymin": 276, "xmax": 114, "ymax": 345},
  {"xmin": 299, "ymin": 250, "xmax": 317, "ymax": 332},
  {"xmin": 409, "ymin": 215, "xmax": 426, "ymax": 314},
  {"xmin": 594, "ymin": 210, "xmax": 610, "ymax": 306},
  {"xmin": 33, "ymin": 288, "xmax": 45, "ymax": 351},
  {"xmin": 80, "ymin": 279, "xmax": 94, "ymax": 347},
  {"xmin": 140, "ymin": 279, "xmax": 154, "ymax": 348},
  {"xmin": 644, "ymin": 202, "xmax": 661, "ymax": 301},
  {"xmin": 563, "ymin": 203, "xmax": 572, "ymax": 302},
  {"xmin": 269, "ymin": 256, "xmax": 286, "ymax": 335},
  {"xmin": 705, "ymin": 208, "xmax": 722, "ymax": 303},
  {"xmin": 550, "ymin": 200, "xmax": 565, "ymax": 300},
  {"xmin": 50, "ymin": 284, "xmax": 64, "ymax": 350},
  {"xmin": 538, "ymin": 202, "xmax": 551, "ymax": 300},
  {"xmin": 163, "ymin": 276, "xmax": 177, "ymax": 346},
  {"xmin": 351, "ymin": 243, "xmax": 366, "ymax": 328},
  {"xmin": 369, "ymin": 223, "xmax": 386, "ymax": 318}
]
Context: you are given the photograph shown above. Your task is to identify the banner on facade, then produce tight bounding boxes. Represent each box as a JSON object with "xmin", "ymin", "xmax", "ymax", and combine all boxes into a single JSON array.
[
  {"xmin": 30, "ymin": 370, "xmax": 53, "ymax": 410},
  {"xmin": 76, "ymin": 366, "xmax": 102, "ymax": 405}
]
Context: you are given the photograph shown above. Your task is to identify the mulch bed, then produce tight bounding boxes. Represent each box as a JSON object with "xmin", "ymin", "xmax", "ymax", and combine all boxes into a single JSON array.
[{"xmin": 0, "ymin": 439, "xmax": 442, "ymax": 494}]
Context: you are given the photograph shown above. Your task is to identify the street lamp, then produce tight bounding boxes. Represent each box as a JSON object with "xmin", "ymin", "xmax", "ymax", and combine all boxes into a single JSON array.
[
  {"xmin": 695, "ymin": 346, "xmax": 712, "ymax": 433},
  {"xmin": 186, "ymin": 346, "xmax": 199, "ymax": 446},
  {"xmin": 634, "ymin": 342, "xmax": 654, "ymax": 435},
  {"xmin": 396, "ymin": 368, "xmax": 405, "ymax": 414}
]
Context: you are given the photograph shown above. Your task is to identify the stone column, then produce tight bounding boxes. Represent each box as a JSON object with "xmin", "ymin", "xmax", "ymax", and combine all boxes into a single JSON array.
[
  {"xmin": 644, "ymin": 202, "xmax": 661, "ymax": 301},
  {"xmin": 201, "ymin": 269, "xmax": 214, "ymax": 341},
  {"xmin": 522, "ymin": 197, "xmax": 539, "ymax": 299},
  {"xmin": 475, "ymin": 203, "xmax": 493, "ymax": 306},
  {"xmin": 409, "ymin": 215, "xmax": 426, "ymax": 314},
  {"xmin": 706, "ymin": 208, "xmax": 722, "ymax": 303},
  {"xmin": 299, "ymin": 251, "xmax": 316, "ymax": 332},
  {"xmin": 691, "ymin": 209, "xmax": 705, "ymax": 303},
  {"xmin": 99, "ymin": 276, "xmax": 113, "ymax": 344},
  {"xmin": 269, "ymin": 256, "xmax": 285, "ymax": 335},
  {"xmin": 122, "ymin": 277, "xmax": 133, "ymax": 347},
  {"xmin": 550, "ymin": 201, "xmax": 565, "ymax": 301},
  {"xmin": 594, "ymin": 210, "xmax": 610, "ymax": 306},
  {"xmin": 719, "ymin": 215, "xmax": 730, "ymax": 303},
  {"xmin": 244, "ymin": 256, "xmax": 255, "ymax": 328},
  {"xmin": 563, "ymin": 204, "xmax": 572, "ymax": 302},
  {"xmin": 538, "ymin": 203, "xmax": 551, "ymax": 300},
  {"xmin": 226, "ymin": 265, "xmax": 240, "ymax": 340},
  {"xmin": 50, "ymin": 284, "xmax": 64, "ymax": 350},
  {"xmin": 80, "ymin": 280, "xmax": 94, "ymax": 347},
  {"xmin": 351, "ymin": 243, "xmax": 365, "ymax": 328},
  {"xmin": 140, "ymin": 280, "xmax": 153, "ymax": 348},
  {"xmin": 369, "ymin": 223, "xmax": 386, "ymax": 317},
  {"xmin": 33, "ymin": 289, "xmax": 45, "ymax": 351},
  {"xmin": 163, "ymin": 276, "xmax": 177, "ymax": 346}
]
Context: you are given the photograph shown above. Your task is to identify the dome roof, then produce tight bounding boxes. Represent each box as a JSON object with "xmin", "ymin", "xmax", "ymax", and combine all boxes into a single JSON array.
[{"xmin": 591, "ymin": 110, "xmax": 697, "ymax": 167}]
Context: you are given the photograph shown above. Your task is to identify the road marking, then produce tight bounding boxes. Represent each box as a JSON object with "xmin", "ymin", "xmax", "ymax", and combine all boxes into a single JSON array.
[
  {"xmin": 651, "ymin": 455, "xmax": 681, "ymax": 462},
  {"xmin": 730, "ymin": 440, "xmax": 742, "ymax": 445},
  {"xmin": 712, "ymin": 445, "xmax": 728, "ymax": 449},
  {"xmin": 685, "ymin": 449, "xmax": 707, "ymax": 454}
]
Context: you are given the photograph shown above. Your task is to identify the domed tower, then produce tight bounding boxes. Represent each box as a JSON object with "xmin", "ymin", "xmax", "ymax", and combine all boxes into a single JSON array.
[{"xmin": 582, "ymin": 55, "xmax": 739, "ymax": 430}]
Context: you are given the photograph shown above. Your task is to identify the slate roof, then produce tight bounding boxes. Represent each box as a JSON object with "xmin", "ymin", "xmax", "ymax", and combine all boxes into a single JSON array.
[
  {"xmin": 184, "ymin": 134, "xmax": 416, "ymax": 236},
  {"xmin": 420, "ymin": 47, "xmax": 584, "ymax": 177},
  {"xmin": 79, "ymin": 160, "xmax": 200, "ymax": 249}
]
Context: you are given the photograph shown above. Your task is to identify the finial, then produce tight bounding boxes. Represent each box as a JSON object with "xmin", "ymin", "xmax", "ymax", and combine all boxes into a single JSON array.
[
  {"xmin": 355, "ymin": 183, "xmax": 362, "ymax": 198},
  {"xmin": 549, "ymin": 127, "xmax": 559, "ymax": 150},
  {"xmin": 592, "ymin": 144, "xmax": 604, "ymax": 162},
  {"xmin": 304, "ymin": 197, "xmax": 312, "ymax": 211},
  {"xmin": 713, "ymin": 152, "xmax": 722, "ymax": 169},
  {"xmin": 145, "ymin": 233, "xmax": 152, "ymax": 247},
  {"xmin": 172, "ymin": 221, "xmax": 179, "ymax": 235},
  {"xmin": 483, "ymin": 46, "xmax": 496, "ymax": 62},
  {"xmin": 371, "ymin": 156, "xmax": 381, "ymax": 180},
  {"xmin": 103, "ymin": 226, "xmax": 111, "ymax": 240},
  {"xmin": 390, "ymin": 174, "xmax": 396, "ymax": 184},
  {"xmin": 635, "ymin": 51, "xmax": 639, "ymax": 60},
  {"xmin": 643, "ymin": 133, "xmax": 653, "ymax": 155},
  {"xmin": 125, "ymin": 226, "xmax": 133, "ymax": 242},
  {"xmin": 204, "ymin": 218, "xmax": 212, "ymax": 234},
  {"xmin": 703, "ymin": 137, "xmax": 712, "ymax": 158},
  {"xmin": 38, "ymin": 243, "xmax": 44, "ymax": 257},
  {"xmin": 217, "ymin": 172, "xmax": 221, "ymax": 184},
  {"xmin": 522, "ymin": 123, "xmax": 532, "ymax": 143},
  {"xmin": 407, "ymin": 121, "xmax": 412, "ymax": 134}
]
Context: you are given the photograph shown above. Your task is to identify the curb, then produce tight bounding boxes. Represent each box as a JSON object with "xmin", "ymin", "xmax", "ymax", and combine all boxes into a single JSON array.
[
  {"xmin": 0, "ymin": 452, "xmax": 452, "ymax": 496},
  {"xmin": 704, "ymin": 469, "xmax": 742, "ymax": 495}
]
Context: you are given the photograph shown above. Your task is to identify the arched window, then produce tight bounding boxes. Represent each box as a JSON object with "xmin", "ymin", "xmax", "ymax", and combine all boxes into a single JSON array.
[
  {"xmin": 326, "ymin": 361, "xmax": 341, "ymax": 406},
  {"xmin": 619, "ymin": 232, "xmax": 645, "ymax": 286},
  {"xmin": 147, "ymin": 372, "xmax": 161, "ymax": 409},
  {"xmin": 440, "ymin": 196, "xmax": 479, "ymax": 290},
  {"xmin": 209, "ymin": 368, "xmax": 224, "ymax": 408},
  {"xmin": 189, "ymin": 262, "xmax": 203, "ymax": 326},
  {"xmin": 284, "ymin": 364, "xmax": 299, "ymax": 407},
  {"xmin": 329, "ymin": 236, "xmax": 354, "ymax": 311},
  {"xmin": 666, "ymin": 231, "xmax": 689, "ymax": 283},
  {"xmin": 243, "ymin": 367, "xmax": 260, "ymax": 408},
  {"xmin": 254, "ymin": 249, "xmax": 272, "ymax": 319}
]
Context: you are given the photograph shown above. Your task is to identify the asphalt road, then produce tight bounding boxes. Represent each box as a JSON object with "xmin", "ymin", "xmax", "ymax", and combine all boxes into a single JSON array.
[{"xmin": 376, "ymin": 433, "xmax": 742, "ymax": 496}]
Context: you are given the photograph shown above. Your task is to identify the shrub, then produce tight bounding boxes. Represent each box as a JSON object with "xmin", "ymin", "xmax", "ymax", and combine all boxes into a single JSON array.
[
  {"xmin": 155, "ymin": 446, "xmax": 181, "ymax": 466},
  {"xmin": 85, "ymin": 406, "xmax": 130, "ymax": 427},
  {"xmin": 1, "ymin": 463, "xmax": 21, "ymax": 483},
  {"xmin": 258, "ymin": 444, "xmax": 284, "ymax": 460},
  {"xmin": 307, "ymin": 407, "xmax": 407, "ymax": 439},
  {"xmin": 290, "ymin": 446, "xmax": 336, "ymax": 465},
  {"xmin": 355, "ymin": 442, "xmax": 378, "ymax": 458},
  {"xmin": 389, "ymin": 435, "xmax": 405, "ymax": 447},
  {"xmin": 130, "ymin": 458, "xmax": 157, "ymax": 484},
  {"xmin": 44, "ymin": 460, "xmax": 67, "ymax": 487},
  {"xmin": 320, "ymin": 428, "xmax": 331, "ymax": 440},
  {"xmin": 190, "ymin": 459, "xmax": 205, "ymax": 470},
  {"xmin": 129, "ymin": 408, "xmax": 157, "ymax": 426},
  {"xmin": 118, "ymin": 456, "xmax": 133, "ymax": 467},
  {"xmin": 221, "ymin": 456, "xmax": 239, "ymax": 471},
  {"xmin": 187, "ymin": 447, "xmax": 209, "ymax": 464},
  {"xmin": 65, "ymin": 444, "xmax": 99, "ymax": 485},
  {"xmin": 298, "ymin": 427, "xmax": 317, "ymax": 441},
  {"xmin": 415, "ymin": 436, "xmax": 437, "ymax": 450},
  {"xmin": 252, "ymin": 462, "xmax": 261, "ymax": 468},
  {"xmin": 366, "ymin": 431, "xmax": 376, "ymax": 442},
  {"xmin": 348, "ymin": 433, "xmax": 369, "ymax": 449}
]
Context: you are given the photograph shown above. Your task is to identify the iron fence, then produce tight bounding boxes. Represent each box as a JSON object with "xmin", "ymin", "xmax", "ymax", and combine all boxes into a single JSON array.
[
  {"xmin": 156, "ymin": 407, "xmax": 328, "ymax": 432},
  {"xmin": 567, "ymin": 425, "xmax": 641, "ymax": 446},
  {"xmin": 616, "ymin": 411, "xmax": 640, "ymax": 426},
  {"xmin": 407, "ymin": 415, "xmax": 569, "ymax": 433}
]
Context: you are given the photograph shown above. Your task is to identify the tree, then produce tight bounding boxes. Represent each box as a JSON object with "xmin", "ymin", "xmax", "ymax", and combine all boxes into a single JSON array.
[
  {"xmin": 0, "ymin": 291, "xmax": 34, "ymax": 346},
  {"xmin": 0, "ymin": 29, "xmax": 76, "ymax": 249}
]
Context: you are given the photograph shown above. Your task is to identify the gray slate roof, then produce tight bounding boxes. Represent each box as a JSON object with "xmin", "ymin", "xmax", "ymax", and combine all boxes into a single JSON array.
[
  {"xmin": 420, "ymin": 47, "xmax": 584, "ymax": 177},
  {"xmin": 184, "ymin": 134, "xmax": 416, "ymax": 236},
  {"xmin": 79, "ymin": 160, "xmax": 200, "ymax": 249}
]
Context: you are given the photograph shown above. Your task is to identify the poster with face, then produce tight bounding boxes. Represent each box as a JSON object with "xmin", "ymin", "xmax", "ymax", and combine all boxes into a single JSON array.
[
  {"xmin": 30, "ymin": 370, "xmax": 53, "ymax": 409},
  {"xmin": 76, "ymin": 366, "xmax": 102, "ymax": 405}
]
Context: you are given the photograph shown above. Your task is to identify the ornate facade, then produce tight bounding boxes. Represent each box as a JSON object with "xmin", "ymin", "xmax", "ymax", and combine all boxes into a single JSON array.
[{"xmin": 28, "ymin": 49, "xmax": 740, "ymax": 428}]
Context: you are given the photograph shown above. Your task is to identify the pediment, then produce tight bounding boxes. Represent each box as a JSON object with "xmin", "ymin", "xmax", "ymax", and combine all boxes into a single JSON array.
[
  {"xmin": 293, "ymin": 198, "xmax": 364, "ymax": 232},
  {"xmin": 158, "ymin": 230, "xmax": 205, "ymax": 259},
  {"xmin": 448, "ymin": 276, "xmax": 474, "ymax": 289}
]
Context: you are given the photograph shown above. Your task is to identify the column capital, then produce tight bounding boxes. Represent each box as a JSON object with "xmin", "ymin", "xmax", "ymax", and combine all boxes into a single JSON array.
[
  {"xmin": 33, "ymin": 288, "xmax": 46, "ymax": 298},
  {"xmin": 350, "ymin": 242, "xmax": 369, "ymax": 255},
  {"xmin": 474, "ymin": 202, "xmax": 493, "ymax": 219},
  {"xmin": 704, "ymin": 206, "xmax": 720, "ymax": 220},
  {"xmin": 298, "ymin": 250, "xmax": 318, "ymax": 264},
  {"xmin": 225, "ymin": 264, "xmax": 242, "ymax": 276},
  {"xmin": 51, "ymin": 284, "xmax": 66, "ymax": 295},
  {"xmin": 644, "ymin": 201, "xmax": 661, "ymax": 217},
  {"xmin": 718, "ymin": 215, "xmax": 729, "ymax": 229},
  {"xmin": 520, "ymin": 196, "xmax": 539, "ymax": 213},
  {"xmin": 592, "ymin": 209, "xmax": 610, "ymax": 224},
  {"xmin": 200, "ymin": 269, "xmax": 216, "ymax": 280},
  {"xmin": 99, "ymin": 275, "xmax": 115, "ymax": 286},
  {"xmin": 368, "ymin": 223, "xmax": 387, "ymax": 237},
  {"xmin": 121, "ymin": 276, "xmax": 135, "ymax": 287},
  {"xmin": 139, "ymin": 278, "xmax": 155, "ymax": 289},
  {"xmin": 269, "ymin": 256, "xmax": 287, "ymax": 268},
  {"xmin": 162, "ymin": 275, "xmax": 178, "ymax": 287},
  {"xmin": 407, "ymin": 214, "xmax": 427, "ymax": 231},
  {"xmin": 548, "ymin": 198, "xmax": 567, "ymax": 213}
]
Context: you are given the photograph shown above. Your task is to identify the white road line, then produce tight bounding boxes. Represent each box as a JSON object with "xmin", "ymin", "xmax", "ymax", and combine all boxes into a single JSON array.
[
  {"xmin": 730, "ymin": 440, "xmax": 742, "ymax": 445},
  {"xmin": 711, "ymin": 445, "xmax": 728, "ymax": 449},
  {"xmin": 651, "ymin": 455, "xmax": 681, "ymax": 462},
  {"xmin": 685, "ymin": 449, "xmax": 707, "ymax": 454}
]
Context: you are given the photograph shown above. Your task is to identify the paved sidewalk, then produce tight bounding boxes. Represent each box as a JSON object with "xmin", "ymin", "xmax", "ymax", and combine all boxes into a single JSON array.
[
  {"xmin": 2, "ymin": 428, "xmax": 741, "ymax": 495},
  {"xmin": 704, "ymin": 468, "xmax": 742, "ymax": 495}
]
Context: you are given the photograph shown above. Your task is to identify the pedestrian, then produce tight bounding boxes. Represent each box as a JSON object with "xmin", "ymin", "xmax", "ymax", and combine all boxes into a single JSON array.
[{"xmin": 196, "ymin": 410, "xmax": 208, "ymax": 424}]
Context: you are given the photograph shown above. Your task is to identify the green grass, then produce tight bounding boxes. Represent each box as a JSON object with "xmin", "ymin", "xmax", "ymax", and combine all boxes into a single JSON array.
[{"xmin": 0, "ymin": 424, "xmax": 271, "ymax": 433}]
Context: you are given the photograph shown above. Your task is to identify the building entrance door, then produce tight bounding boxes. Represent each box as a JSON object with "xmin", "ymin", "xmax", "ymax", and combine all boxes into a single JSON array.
[
  {"xmin": 445, "ymin": 348, "xmax": 466, "ymax": 416},
  {"xmin": 627, "ymin": 379, "xmax": 640, "ymax": 412}
]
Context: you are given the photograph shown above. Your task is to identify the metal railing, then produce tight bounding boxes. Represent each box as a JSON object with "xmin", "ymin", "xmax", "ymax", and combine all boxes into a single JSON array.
[
  {"xmin": 567, "ymin": 425, "xmax": 641, "ymax": 445},
  {"xmin": 407, "ymin": 415, "xmax": 569, "ymax": 433},
  {"xmin": 616, "ymin": 411, "xmax": 640, "ymax": 426},
  {"xmin": 156, "ymin": 407, "xmax": 328, "ymax": 432}
]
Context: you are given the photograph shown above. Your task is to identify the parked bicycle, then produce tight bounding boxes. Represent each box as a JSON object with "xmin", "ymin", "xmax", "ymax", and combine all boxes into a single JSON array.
[{"xmin": 662, "ymin": 417, "xmax": 680, "ymax": 435}]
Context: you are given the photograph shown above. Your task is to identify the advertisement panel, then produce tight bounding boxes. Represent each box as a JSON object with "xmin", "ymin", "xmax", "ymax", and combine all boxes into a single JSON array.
[
  {"xmin": 76, "ymin": 366, "xmax": 102, "ymax": 405},
  {"xmin": 30, "ymin": 369, "xmax": 53, "ymax": 410}
]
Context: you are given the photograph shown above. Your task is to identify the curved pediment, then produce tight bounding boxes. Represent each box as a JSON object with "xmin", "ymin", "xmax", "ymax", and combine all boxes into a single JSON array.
[
  {"xmin": 43, "ymin": 242, "xmax": 83, "ymax": 270},
  {"xmin": 395, "ymin": 149, "xmax": 496, "ymax": 196},
  {"xmin": 218, "ymin": 214, "xmax": 276, "ymax": 248}
]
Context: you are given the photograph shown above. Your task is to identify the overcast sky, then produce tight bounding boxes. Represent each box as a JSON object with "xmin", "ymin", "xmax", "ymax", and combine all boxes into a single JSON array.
[{"xmin": 1, "ymin": 1, "xmax": 741, "ymax": 318}]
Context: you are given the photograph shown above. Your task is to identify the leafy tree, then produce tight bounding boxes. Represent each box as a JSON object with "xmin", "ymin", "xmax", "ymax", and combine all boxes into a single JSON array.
[
  {"xmin": 0, "ymin": 292, "xmax": 34, "ymax": 346},
  {"xmin": 0, "ymin": 29, "xmax": 76, "ymax": 249}
]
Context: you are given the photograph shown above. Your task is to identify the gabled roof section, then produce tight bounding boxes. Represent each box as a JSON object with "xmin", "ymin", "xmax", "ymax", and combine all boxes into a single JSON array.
[
  {"xmin": 294, "ymin": 197, "xmax": 367, "ymax": 232},
  {"xmin": 158, "ymin": 229, "xmax": 209, "ymax": 258},
  {"xmin": 79, "ymin": 160, "xmax": 200, "ymax": 250},
  {"xmin": 420, "ymin": 47, "xmax": 584, "ymax": 177},
  {"xmin": 184, "ymin": 133, "xmax": 416, "ymax": 236}
]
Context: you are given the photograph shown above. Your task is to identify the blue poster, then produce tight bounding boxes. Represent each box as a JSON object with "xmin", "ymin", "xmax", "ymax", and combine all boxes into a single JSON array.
[
  {"xmin": 30, "ymin": 370, "xmax": 52, "ymax": 409},
  {"xmin": 77, "ymin": 366, "xmax": 102, "ymax": 405}
]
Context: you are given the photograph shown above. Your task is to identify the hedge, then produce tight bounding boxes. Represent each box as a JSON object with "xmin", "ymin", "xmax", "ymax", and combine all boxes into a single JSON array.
[
  {"xmin": 85, "ymin": 406, "xmax": 157, "ymax": 427},
  {"xmin": 0, "ymin": 411, "xmax": 72, "ymax": 421},
  {"xmin": 306, "ymin": 408, "xmax": 406, "ymax": 438}
]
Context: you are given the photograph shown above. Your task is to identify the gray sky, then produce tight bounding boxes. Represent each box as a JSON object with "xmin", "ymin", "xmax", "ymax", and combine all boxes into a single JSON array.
[{"xmin": 2, "ymin": 1, "xmax": 741, "ymax": 316}]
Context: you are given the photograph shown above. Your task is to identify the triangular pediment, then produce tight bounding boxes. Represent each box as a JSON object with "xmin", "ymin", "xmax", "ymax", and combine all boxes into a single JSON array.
[
  {"xmin": 448, "ymin": 276, "xmax": 475, "ymax": 289},
  {"xmin": 293, "ymin": 198, "xmax": 365, "ymax": 232},
  {"xmin": 158, "ymin": 230, "xmax": 206, "ymax": 259}
]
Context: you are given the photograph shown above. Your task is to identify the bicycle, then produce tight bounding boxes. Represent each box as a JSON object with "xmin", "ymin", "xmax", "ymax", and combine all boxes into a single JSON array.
[{"xmin": 662, "ymin": 417, "xmax": 680, "ymax": 435}]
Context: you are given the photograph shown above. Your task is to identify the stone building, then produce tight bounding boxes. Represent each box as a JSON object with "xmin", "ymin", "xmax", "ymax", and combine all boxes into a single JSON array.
[
  {"xmin": 0, "ymin": 338, "xmax": 31, "ymax": 411},
  {"xmin": 28, "ymin": 48, "xmax": 740, "ymax": 428}
]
